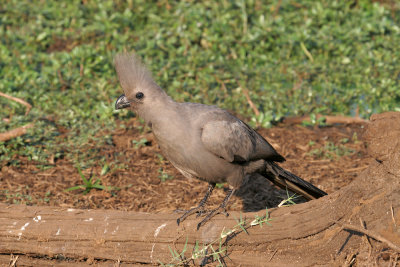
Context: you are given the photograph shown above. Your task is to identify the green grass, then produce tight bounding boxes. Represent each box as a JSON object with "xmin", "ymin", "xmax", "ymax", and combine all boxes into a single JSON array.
[
  {"xmin": 1, "ymin": 0, "xmax": 399, "ymax": 167},
  {"xmin": 308, "ymin": 140, "xmax": 355, "ymax": 160},
  {"xmin": 158, "ymin": 167, "xmax": 174, "ymax": 182},
  {"xmin": 132, "ymin": 138, "xmax": 149, "ymax": 149},
  {"xmin": 1, "ymin": 187, "xmax": 33, "ymax": 205},
  {"xmin": 64, "ymin": 166, "xmax": 119, "ymax": 195},
  {"xmin": 160, "ymin": 208, "xmax": 272, "ymax": 266}
]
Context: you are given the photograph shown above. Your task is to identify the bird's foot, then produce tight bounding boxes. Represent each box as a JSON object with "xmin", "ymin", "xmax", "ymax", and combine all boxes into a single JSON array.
[
  {"xmin": 196, "ymin": 188, "xmax": 235, "ymax": 230},
  {"xmin": 175, "ymin": 208, "xmax": 207, "ymax": 216},
  {"xmin": 196, "ymin": 207, "xmax": 229, "ymax": 230},
  {"xmin": 177, "ymin": 206, "xmax": 206, "ymax": 226},
  {"xmin": 173, "ymin": 209, "xmax": 189, "ymax": 214},
  {"xmin": 176, "ymin": 183, "xmax": 216, "ymax": 226},
  {"xmin": 195, "ymin": 208, "xmax": 209, "ymax": 218}
]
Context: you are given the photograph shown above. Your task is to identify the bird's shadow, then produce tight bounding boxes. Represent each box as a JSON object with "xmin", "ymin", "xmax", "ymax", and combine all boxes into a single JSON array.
[
  {"xmin": 235, "ymin": 173, "xmax": 307, "ymax": 212},
  {"xmin": 195, "ymin": 173, "xmax": 308, "ymax": 266}
]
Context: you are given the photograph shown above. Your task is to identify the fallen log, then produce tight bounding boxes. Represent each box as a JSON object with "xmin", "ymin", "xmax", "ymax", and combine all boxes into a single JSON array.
[{"xmin": 0, "ymin": 112, "xmax": 399, "ymax": 266}]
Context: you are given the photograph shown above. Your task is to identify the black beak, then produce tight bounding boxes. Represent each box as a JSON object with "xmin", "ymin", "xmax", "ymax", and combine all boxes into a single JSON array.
[{"xmin": 115, "ymin": 94, "xmax": 131, "ymax": 110}]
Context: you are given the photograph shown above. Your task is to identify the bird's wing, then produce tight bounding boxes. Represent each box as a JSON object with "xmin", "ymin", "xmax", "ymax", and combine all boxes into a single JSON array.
[
  {"xmin": 201, "ymin": 118, "xmax": 284, "ymax": 163},
  {"xmin": 201, "ymin": 120, "xmax": 255, "ymax": 162}
]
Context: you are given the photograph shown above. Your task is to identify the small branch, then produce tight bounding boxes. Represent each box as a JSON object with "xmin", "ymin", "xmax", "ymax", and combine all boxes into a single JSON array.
[
  {"xmin": 213, "ymin": 75, "xmax": 228, "ymax": 93},
  {"xmin": 268, "ymin": 249, "xmax": 278, "ymax": 262},
  {"xmin": 9, "ymin": 254, "xmax": 19, "ymax": 267},
  {"xmin": 243, "ymin": 89, "xmax": 260, "ymax": 117},
  {"xmin": 0, "ymin": 92, "xmax": 32, "ymax": 115},
  {"xmin": 282, "ymin": 114, "xmax": 368, "ymax": 125},
  {"xmin": 359, "ymin": 218, "xmax": 372, "ymax": 255},
  {"xmin": 342, "ymin": 253, "xmax": 356, "ymax": 267},
  {"xmin": 338, "ymin": 222, "xmax": 400, "ymax": 253},
  {"xmin": 272, "ymin": 0, "xmax": 282, "ymax": 18},
  {"xmin": 300, "ymin": 42, "xmax": 314, "ymax": 62},
  {"xmin": 236, "ymin": 80, "xmax": 260, "ymax": 117},
  {"xmin": 57, "ymin": 70, "xmax": 67, "ymax": 91},
  {"xmin": 391, "ymin": 205, "xmax": 396, "ymax": 228},
  {"xmin": 0, "ymin": 123, "xmax": 34, "ymax": 142}
]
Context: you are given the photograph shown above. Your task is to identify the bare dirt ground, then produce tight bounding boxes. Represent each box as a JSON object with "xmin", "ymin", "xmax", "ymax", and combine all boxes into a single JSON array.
[
  {"xmin": 3, "ymin": 116, "xmax": 400, "ymax": 266},
  {"xmin": 1, "ymin": 119, "xmax": 369, "ymax": 213}
]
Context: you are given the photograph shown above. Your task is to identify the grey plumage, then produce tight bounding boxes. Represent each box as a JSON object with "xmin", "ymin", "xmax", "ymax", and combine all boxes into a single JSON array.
[{"xmin": 114, "ymin": 53, "xmax": 327, "ymax": 228}]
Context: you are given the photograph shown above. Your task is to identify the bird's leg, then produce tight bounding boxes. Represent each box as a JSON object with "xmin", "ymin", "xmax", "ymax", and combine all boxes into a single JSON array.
[
  {"xmin": 177, "ymin": 183, "xmax": 216, "ymax": 226},
  {"xmin": 197, "ymin": 188, "xmax": 235, "ymax": 230}
]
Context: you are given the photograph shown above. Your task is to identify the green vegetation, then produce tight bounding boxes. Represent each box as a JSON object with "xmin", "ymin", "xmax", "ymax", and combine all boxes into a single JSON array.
[
  {"xmin": 65, "ymin": 166, "xmax": 119, "ymax": 194},
  {"xmin": 278, "ymin": 192, "xmax": 301, "ymax": 207},
  {"xmin": 308, "ymin": 139, "xmax": 356, "ymax": 160},
  {"xmin": 1, "ymin": 187, "xmax": 51, "ymax": 205},
  {"xmin": 132, "ymin": 138, "xmax": 149, "ymax": 149},
  {"xmin": 1, "ymin": 0, "xmax": 399, "ymax": 167},
  {"xmin": 1, "ymin": 187, "xmax": 33, "ymax": 205},
  {"xmin": 160, "ymin": 209, "xmax": 271, "ymax": 266},
  {"xmin": 158, "ymin": 167, "xmax": 174, "ymax": 182}
]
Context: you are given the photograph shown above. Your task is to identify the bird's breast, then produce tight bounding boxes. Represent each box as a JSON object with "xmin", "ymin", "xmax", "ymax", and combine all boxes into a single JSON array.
[{"xmin": 151, "ymin": 120, "xmax": 239, "ymax": 183}]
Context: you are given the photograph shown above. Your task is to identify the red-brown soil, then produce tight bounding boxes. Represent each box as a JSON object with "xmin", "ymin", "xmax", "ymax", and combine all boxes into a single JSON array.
[
  {"xmin": 4, "ymin": 115, "xmax": 400, "ymax": 266},
  {"xmin": 1, "ymin": 119, "xmax": 368, "ymax": 213}
]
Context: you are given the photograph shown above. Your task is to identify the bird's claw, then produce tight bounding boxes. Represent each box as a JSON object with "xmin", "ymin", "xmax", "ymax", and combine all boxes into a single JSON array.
[
  {"xmin": 173, "ymin": 209, "xmax": 187, "ymax": 214},
  {"xmin": 196, "ymin": 207, "xmax": 229, "ymax": 230},
  {"xmin": 177, "ymin": 208, "xmax": 207, "ymax": 226},
  {"xmin": 221, "ymin": 209, "xmax": 229, "ymax": 217},
  {"xmin": 195, "ymin": 208, "xmax": 207, "ymax": 218}
]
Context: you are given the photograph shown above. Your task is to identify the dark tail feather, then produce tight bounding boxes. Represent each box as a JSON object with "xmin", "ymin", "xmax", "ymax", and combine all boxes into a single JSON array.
[{"xmin": 264, "ymin": 162, "xmax": 327, "ymax": 200}]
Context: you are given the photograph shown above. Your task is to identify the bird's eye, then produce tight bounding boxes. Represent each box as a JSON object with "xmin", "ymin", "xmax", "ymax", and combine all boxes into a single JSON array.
[{"xmin": 135, "ymin": 92, "xmax": 144, "ymax": 99}]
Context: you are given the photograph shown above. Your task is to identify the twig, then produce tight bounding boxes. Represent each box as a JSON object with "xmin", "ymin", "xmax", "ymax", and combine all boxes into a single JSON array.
[
  {"xmin": 236, "ymin": 80, "xmax": 260, "ymax": 117},
  {"xmin": 342, "ymin": 253, "xmax": 356, "ymax": 267},
  {"xmin": 300, "ymin": 42, "xmax": 314, "ymax": 62},
  {"xmin": 268, "ymin": 249, "xmax": 278, "ymax": 262},
  {"xmin": 80, "ymin": 63, "xmax": 84, "ymax": 77},
  {"xmin": 391, "ymin": 205, "xmax": 396, "ymax": 228},
  {"xmin": 359, "ymin": 218, "xmax": 372, "ymax": 257},
  {"xmin": 337, "ymin": 222, "xmax": 400, "ymax": 253},
  {"xmin": 57, "ymin": 70, "xmax": 67, "ymax": 91},
  {"xmin": 113, "ymin": 258, "xmax": 121, "ymax": 267},
  {"xmin": 0, "ymin": 92, "xmax": 32, "ymax": 115},
  {"xmin": 344, "ymin": 166, "xmax": 368, "ymax": 173},
  {"xmin": 212, "ymin": 75, "xmax": 228, "ymax": 93},
  {"xmin": 272, "ymin": 0, "xmax": 282, "ymax": 18},
  {"xmin": 9, "ymin": 254, "xmax": 19, "ymax": 267},
  {"xmin": 0, "ymin": 123, "xmax": 34, "ymax": 142}
]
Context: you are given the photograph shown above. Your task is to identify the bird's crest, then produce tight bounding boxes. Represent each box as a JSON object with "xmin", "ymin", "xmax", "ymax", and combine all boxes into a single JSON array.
[{"xmin": 114, "ymin": 53, "xmax": 155, "ymax": 93}]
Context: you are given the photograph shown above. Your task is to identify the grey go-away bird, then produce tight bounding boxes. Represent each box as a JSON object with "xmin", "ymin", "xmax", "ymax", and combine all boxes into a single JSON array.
[{"xmin": 114, "ymin": 54, "xmax": 327, "ymax": 230}]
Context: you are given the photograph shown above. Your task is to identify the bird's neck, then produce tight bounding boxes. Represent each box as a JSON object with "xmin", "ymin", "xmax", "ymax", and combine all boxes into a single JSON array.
[{"xmin": 136, "ymin": 93, "xmax": 176, "ymax": 127}]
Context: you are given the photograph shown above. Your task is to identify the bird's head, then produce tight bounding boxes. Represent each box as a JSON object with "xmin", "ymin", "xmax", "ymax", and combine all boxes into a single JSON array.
[{"xmin": 114, "ymin": 53, "xmax": 168, "ymax": 111}]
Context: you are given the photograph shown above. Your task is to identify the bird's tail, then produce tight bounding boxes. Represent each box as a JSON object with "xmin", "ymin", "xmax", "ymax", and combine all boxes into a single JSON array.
[{"xmin": 264, "ymin": 162, "xmax": 327, "ymax": 200}]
